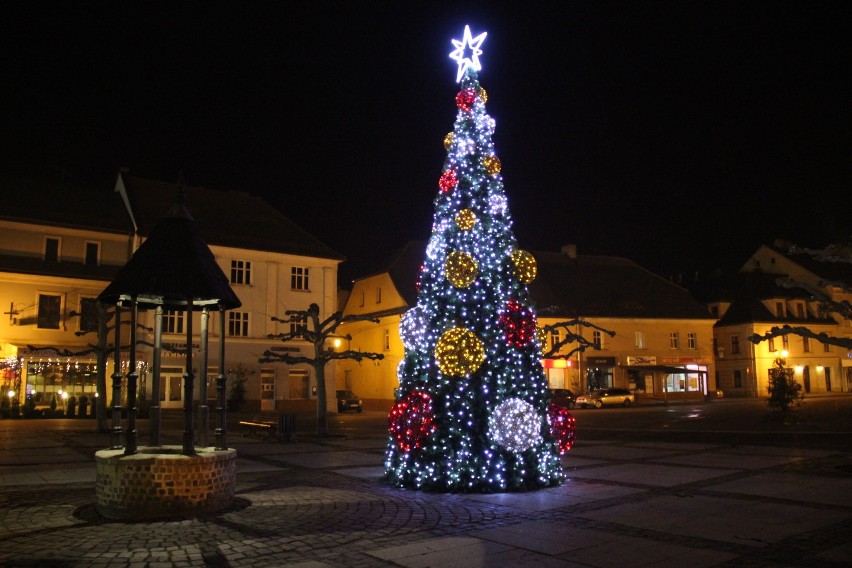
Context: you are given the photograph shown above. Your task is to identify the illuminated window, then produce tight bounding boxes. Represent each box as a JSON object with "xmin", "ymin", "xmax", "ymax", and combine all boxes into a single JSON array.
[
  {"xmin": 592, "ymin": 330, "xmax": 603, "ymax": 349},
  {"xmin": 634, "ymin": 331, "xmax": 645, "ymax": 349},
  {"xmin": 291, "ymin": 267, "xmax": 310, "ymax": 291},
  {"xmin": 230, "ymin": 260, "xmax": 252, "ymax": 285},
  {"xmin": 669, "ymin": 331, "xmax": 680, "ymax": 349},
  {"xmin": 85, "ymin": 242, "xmax": 100, "ymax": 266},
  {"xmin": 687, "ymin": 332, "xmax": 697, "ymax": 350},
  {"xmin": 228, "ymin": 311, "xmax": 250, "ymax": 337},
  {"xmin": 44, "ymin": 237, "xmax": 60, "ymax": 262},
  {"xmin": 289, "ymin": 314, "xmax": 307, "ymax": 335},
  {"xmin": 731, "ymin": 335, "xmax": 740, "ymax": 355},
  {"xmin": 163, "ymin": 310, "xmax": 185, "ymax": 334},
  {"xmin": 37, "ymin": 293, "xmax": 62, "ymax": 329}
]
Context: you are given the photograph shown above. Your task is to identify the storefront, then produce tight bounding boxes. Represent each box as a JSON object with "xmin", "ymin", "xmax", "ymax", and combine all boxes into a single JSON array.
[
  {"xmin": 626, "ymin": 356, "xmax": 710, "ymax": 400},
  {"xmin": 585, "ymin": 356, "xmax": 616, "ymax": 391}
]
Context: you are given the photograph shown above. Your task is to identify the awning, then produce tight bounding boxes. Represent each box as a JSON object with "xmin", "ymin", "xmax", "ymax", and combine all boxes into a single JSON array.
[{"xmin": 626, "ymin": 365, "xmax": 706, "ymax": 374}]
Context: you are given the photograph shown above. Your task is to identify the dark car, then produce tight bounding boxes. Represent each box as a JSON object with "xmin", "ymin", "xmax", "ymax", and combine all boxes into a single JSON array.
[
  {"xmin": 336, "ymin": 390, "xmax": 363, "ymax": 413},
  {"xmin": 576, "ymin": 388, "xmax": 635, "ymax": 408},
  {"xmin": 549, "ymin": 388, "xmax": 576, "ymax": 409}
]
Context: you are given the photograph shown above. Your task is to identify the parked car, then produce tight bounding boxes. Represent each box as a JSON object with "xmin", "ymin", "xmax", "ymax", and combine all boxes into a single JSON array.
[
  {"xmin": 549, "ymin": 388, "xmax": 576, "ymax": 409},
  {"xmin": 576, "ymin": 388, "xmax": 635, "ymax": 408},
  {"xmin": 336, "ymin": 390, "xmax": 363, "ymax": 413}
]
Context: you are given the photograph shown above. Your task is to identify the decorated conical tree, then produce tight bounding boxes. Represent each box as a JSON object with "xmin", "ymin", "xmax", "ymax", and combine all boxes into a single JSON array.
[{"xmin": 384, "ymin": 26, "xmax": 571, "ymax": 492}]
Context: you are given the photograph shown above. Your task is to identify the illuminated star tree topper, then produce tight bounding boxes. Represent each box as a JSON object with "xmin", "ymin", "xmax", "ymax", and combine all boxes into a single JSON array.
[{"xmin": 449, "ymin": 24, "xmax": 487, "ymax": 83}]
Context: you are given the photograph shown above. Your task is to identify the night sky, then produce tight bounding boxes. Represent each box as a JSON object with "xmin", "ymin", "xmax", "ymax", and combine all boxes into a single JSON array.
[{"xmin": 3, "ymin": 2, "xmax": 850, "ymax": 284}]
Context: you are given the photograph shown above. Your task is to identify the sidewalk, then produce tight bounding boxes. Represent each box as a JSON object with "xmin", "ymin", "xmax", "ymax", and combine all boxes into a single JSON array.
[{"xmin": 1, "ymin": 418, "xmax": 852, "ymax": 567}]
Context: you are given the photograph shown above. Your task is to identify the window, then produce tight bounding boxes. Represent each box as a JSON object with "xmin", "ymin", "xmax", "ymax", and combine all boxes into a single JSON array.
[
  {"xmin": 37, "ymin": 293, "xmax": 62, "ymax": 329},
  {"xmin": 768, "ymin": 337, "xmax": 776, "ymax": 352},
  {"xmin": 731, "ymin": 335, "xmax": 740, "ymax": 355},
  {"xmin": 775, "ymin": 302, "xmax": 785, "ymax": 318},
  {"xmin": 687, "ymin": 332, "xmax": 697, "ymax": 350},
  {"xmin": 85, "ymin": 242, "xmax": 100, "ymax": 266},
  {"xmin": 592, "ymin": 330, "xmax": 603, "ymax": 349},
  {"xmin": 376, "ymin": 287, "xmax": 382, "ymax": 304},
  {"xmin": 384, "ymin": 328, "xmax": 390, "ymax": 351},
  {"xmin": 44, "ymin": 237, "xmax": 60, "ymax": 262},
  {"xmin": 289, "ymin": 314, "xmax": 307, "ymax": 335},
  {"xmin": 228, "ymin": 311, "xmax": 249, "ymax": 337},
  {"xmin": 669, "ymin": 331, "xmax": 680, "ymax": 349},
  {"xmin": 634, "ymin": 331, "xmax": 645, "ymax": 349},
  {"xmin": 796, "ymin": 303, "xmax": 805, "ymax": 318},
  {"xmin": 291, "ymin": 266, "xmax": 310, "ymax": 290},
  {"xmin": 163, "ymin": 310, "xmax": 185, "ymax": 334},
  {"xmin": 782, "ymin": 335, "xmax": 789, "ymax": 350},
  {"xmin": 823, "ymin": 341, "xmax": 831, "ymax": 353},
  {"xmin": 733, "ymin": 370, "xmax": 743, "ymax": 388},
  {"xmin": 79, "ymin": 297, "xmax": 99, "ymax": 333},
  {"xmin": 230, "ymin": 260, "xmax": 252, "ymax": 285},
  {"xmin": 359, "ymin": 290, "xmax": 365, "ymax": 307},
  {"xmin": 709, "ymin": 305, "xmax": 720, "ymax": 318},
  {"xmin": 803, "ymin": 336, "xmax": 810, "ymax": 353},
  {"xmin": 551, "ymin": 329, "xmax": 562, "ymax": 350}
]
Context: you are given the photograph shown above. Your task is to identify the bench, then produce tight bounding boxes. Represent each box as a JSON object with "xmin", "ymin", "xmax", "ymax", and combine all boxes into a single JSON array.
[{"xmin": 239, "ymin": 414, "xmax": 296, "ymax": 441}]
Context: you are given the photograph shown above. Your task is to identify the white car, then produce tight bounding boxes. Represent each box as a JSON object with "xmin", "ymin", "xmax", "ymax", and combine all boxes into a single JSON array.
[{"xmin": 576, "ymin": 388, "xmax": 635, "ymax": 408}]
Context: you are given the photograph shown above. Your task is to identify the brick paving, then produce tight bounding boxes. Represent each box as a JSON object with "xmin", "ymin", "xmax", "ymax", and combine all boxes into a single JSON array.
[{"xmin": 1, "ymin": 418, "xmax": 851, "ymax": 567}]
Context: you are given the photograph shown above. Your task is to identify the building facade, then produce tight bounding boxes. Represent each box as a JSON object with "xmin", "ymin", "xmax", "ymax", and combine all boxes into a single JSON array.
[
  {"xmin": 338, "ymin": 243, "xmax": 717, "ymax": 409},
  {"xmin": 708, "ymin": 243, "xmax": 852, "ymax": 397},
  {"xmin": 0, "ymin": 172, "xmax": 343, "ymax": 414}
]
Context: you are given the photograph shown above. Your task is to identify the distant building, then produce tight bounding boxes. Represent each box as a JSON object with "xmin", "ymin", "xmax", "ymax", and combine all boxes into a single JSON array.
[
  {"xmin": 338, "ymin": 243, "xmax": 717, "ymax": 409},
  {"xmin": 705, "ymin": 242, "xmax": 852, "ymax": 397},
  {"xmin": 0, "ymin": 171, "xmax": 344, "ymax": 413}
]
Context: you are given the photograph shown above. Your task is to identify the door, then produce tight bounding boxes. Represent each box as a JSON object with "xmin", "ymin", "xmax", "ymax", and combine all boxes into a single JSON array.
[
  {"xmin": 803, "ymin": 366, "xmax": 811, "ymax": 393},
  {"xmin": 159, "ymin": 369, "xmax": 184, "ymax": 408},
  {"xmin": 260, "ymin": 369, "xmax": 275, "ymax": 411},
  {"xmin": 825, "ymin": 368, "xmax": 832, "ymax": 392}
]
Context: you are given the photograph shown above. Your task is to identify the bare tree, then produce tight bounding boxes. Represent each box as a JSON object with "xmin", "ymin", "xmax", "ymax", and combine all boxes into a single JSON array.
[
  {"xmin": 539, "ymin": 317, "xmax": 617, "ymax": 359},
  {"xmin": 259, "ymin": 303, "xmax": 384, "ymax": 437},
  {"xmin": 748, "ymin": 243, "xmax": 852, "ymax": 350}
]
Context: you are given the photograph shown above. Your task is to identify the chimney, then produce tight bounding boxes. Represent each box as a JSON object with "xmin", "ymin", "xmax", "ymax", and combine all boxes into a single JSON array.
[{"xmin": 561, "ymin": 244, "xmax": 577, "ymax": 259}]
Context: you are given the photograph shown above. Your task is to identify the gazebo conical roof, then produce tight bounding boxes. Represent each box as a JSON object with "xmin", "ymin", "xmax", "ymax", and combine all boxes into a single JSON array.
[{"xmin": 99, "ymin": 202, "xmax": 241, "ymax": 310}]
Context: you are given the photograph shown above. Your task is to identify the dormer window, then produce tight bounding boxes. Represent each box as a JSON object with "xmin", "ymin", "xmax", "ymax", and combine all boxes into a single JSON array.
[{"xmin": 775, "ymin": 302, "xmax": 785, "ymax": 318}]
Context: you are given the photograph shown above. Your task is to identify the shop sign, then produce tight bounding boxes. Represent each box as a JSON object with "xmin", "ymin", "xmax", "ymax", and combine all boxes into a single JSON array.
[
  {"xmin": 627, "ymin": 355, "xmax": 657, "ymax": 366},
  {"xmin": 661, "ymin": 357, "xmax": 712, "ymax": 365},
  {"xmin": 586, "ymin": 356, "xmax": 616, "ymax": 367}
]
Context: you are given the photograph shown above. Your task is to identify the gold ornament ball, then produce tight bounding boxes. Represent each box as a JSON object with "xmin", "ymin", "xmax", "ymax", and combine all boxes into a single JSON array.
[
  {"xmin": 483, "ymin": 155, "xmax": 502, "ymax": 175},
  {"xmin": 445, "ymin": 251, "xmax": 479, "ymax": 288},
  {"xmin": 511, "ymin": 249, "xmax": 537, "ymax": 284},
  {"xmin": 435, "ymin": 327, "xmax": 485, "ymax": 376},
  {"xmin": 477, "ymin": 86, "xmax": 488, "ymax": 103},
  {"xmin": 443, "ymin": 132, "xmax": 454, "ymax": 151},
  {"xmin": 455, "ymin": 209, "xmax": 477, "ymax": 231}
]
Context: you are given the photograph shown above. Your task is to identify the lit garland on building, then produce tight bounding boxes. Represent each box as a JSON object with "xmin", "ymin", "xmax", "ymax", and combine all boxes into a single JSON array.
[{"xmin": 384, "ymin": 25, "xmax": 565, "ymax": 492}]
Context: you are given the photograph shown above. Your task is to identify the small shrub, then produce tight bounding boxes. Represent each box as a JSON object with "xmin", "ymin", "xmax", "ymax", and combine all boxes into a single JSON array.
[{"xmin": 66, "ymin": 395, "xmax": 77, "ymax": 417}]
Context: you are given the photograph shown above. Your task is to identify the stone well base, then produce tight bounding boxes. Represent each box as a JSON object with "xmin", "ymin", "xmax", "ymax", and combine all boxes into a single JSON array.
[{"xmin": 95, "ymin": 445, "xmax": 237, "ymax": 520}]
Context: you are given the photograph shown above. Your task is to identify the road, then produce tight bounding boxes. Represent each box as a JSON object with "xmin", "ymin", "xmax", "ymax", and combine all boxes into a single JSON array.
[{"xmin": 331, "ymin": 395, "xmax": 852, "ymax": 452}]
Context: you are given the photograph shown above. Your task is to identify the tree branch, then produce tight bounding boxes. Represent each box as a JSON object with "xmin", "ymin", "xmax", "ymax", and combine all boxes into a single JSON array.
[{"xmin": 747, "ymin": 325, "xmax": 852, "ymax": 349}]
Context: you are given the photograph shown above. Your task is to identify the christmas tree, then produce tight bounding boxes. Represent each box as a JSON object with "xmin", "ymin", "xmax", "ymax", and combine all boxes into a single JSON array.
[{"xmin": 384, "ymin": 26, "xmax": 573, "ymax": 492}]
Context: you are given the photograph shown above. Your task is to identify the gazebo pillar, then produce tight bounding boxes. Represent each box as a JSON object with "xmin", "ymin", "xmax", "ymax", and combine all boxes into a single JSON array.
[
  {"xmin": 149, "ymin": 305, "xmax": 163, "ymax": 446},
  {"xmin": 198, "ymin": 307, "xmax": 210, "ymax": 447},
  {"xmin": 110, "ymin": 302, "xmax": 123, "ymax": 450},
  {"xmin": 124, "ymin": 299, "xmax": 139, "ymax": 455},
  {"xmin": 215, "ymin": 306, "xmax": 228, "ymax": 450},
  {"xmin": 182, "ymin": 300, "xmax": 195, "ymax": 456}
]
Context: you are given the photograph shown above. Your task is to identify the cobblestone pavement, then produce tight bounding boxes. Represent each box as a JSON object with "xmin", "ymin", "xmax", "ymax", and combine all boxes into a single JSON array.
[{"xmin": 1, "ymin": 419, "xmax": 852, "ymax": 567}]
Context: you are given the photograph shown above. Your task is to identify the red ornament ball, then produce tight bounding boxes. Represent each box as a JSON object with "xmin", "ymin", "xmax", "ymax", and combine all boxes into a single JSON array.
[
  {"xmin": 498, "ymin": 299, "xmax": 537, "ymax": 348},
  {"xmin": 548, "ymin": 403, "xmax": 576, "ymax": 454},
  {"xmin": 455, "ymin": 88, "xmax": 477, "ymax": 111},
  {"xmin": 389, "ymin": 391, "xmax": 437, "ymax": 452},
  {"xmin": 438, "ymin": 169, "xmax": 458, "ymax": 193}
]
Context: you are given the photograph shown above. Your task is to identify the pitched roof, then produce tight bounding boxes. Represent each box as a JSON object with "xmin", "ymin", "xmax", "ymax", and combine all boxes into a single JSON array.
[
  {"xmin": 121, "ymin": 175, "xmax": 344, "ymax": 261},
  {"xmin": 531, "ymin": 252, "xmax": 713, "ymax": 320},
  {"xmin": 0, "ymin": 174, "xmax": 130, "ymax": 233},
  {"xmin": 714, "ymin": 271, "xmax": 832, "ymax": 327},
  {"xmin": 98, "ymin": 203, "xmax": 241, "ymax": 309},
  {"xmin": 359, "ymin": 244, "xmax": 712, "ymax": 321}
]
